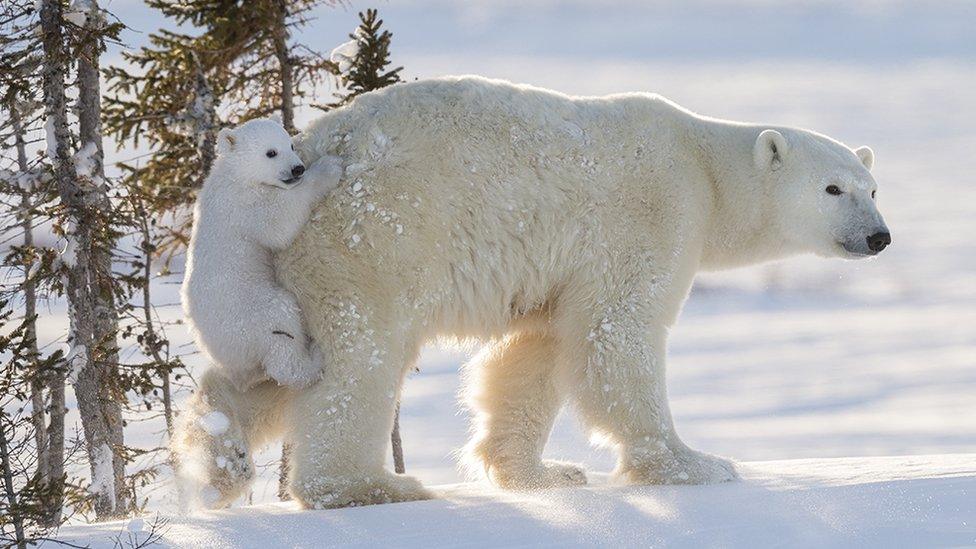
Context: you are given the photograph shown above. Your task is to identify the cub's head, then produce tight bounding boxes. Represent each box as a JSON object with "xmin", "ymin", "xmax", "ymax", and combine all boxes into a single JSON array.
[
  {"xmin": 754, "ymin": 128, "xmax": 890, "ymax": 259},
  {"xmin": 216, "ymin": 118, "xmax": 306, "ymax": 189}
]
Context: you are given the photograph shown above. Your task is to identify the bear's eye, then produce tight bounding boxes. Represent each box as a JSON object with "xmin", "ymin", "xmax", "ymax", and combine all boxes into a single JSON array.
[
  {"xmin": 266, "ymin": 149, "xmax": 278, "ymax": 158},
  {"xmin": 291, "ymin": 144, "xmax": 295, "ymax": 151},
  {"xmin": 871, "ymin": 190, "xmax": 876, "ymax": 199},
  {"xmin": 825, "ymin": 185, "xmax": 843, "ymax": 196}
]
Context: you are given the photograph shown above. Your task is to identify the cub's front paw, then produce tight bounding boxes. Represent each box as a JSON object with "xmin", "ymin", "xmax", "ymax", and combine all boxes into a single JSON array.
[
  {"xmin": 305, "ymin": 155, "xmax": 343, "ymax": 195},
  {"xmin": 264, "ymin": 343, "xmax": 324, "ymax": 389}
]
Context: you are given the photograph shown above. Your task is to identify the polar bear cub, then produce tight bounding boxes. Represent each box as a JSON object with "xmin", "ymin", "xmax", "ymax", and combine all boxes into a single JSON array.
[{"xmin": 182, "ymin": 117, "xmax": 341, "ymax": 390}]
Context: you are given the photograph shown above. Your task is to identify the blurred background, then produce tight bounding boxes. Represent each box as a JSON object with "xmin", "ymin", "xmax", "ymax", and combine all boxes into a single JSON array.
[{"xmin": 10, "ymin": 0, "xmax": 976, "ymax": 511}]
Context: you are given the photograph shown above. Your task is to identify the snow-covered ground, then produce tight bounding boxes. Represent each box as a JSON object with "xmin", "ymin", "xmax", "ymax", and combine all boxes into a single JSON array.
[
  {"xmin": 55, "ymin": 454, "xmax": 976, "ymax": 547},
  {"xmin": 26, "ymin": 0, "xmax": 976, "ymax": 545}
]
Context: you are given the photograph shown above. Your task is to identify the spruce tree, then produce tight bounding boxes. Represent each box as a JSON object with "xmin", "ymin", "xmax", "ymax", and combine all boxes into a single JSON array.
[
  {"xmin": 105, "ymin": 0, "xmax": 337, "ymax": 254},
  {"xmin": 325, "ymin": 9, "xmax": 403, "ymax": 109},
  {"xmin": 35, "ymin": 0, "xmax": 129, "ymax": 520},
  {"xmin": 2, "ymin": 0, "xmax": 73, "ymax": 528}
]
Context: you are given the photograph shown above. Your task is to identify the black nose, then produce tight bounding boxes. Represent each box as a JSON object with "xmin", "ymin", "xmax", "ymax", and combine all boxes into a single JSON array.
[
  {"xmin": 291, "ymin": 165, "xmax": 305, "ymax": 178},
  {"xmin": 866, "ymin": 232, "xmax": 891, "ymax": 253}
]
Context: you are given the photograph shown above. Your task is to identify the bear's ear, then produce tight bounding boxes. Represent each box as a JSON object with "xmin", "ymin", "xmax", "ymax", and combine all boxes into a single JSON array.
[
  {"xmin": 753, "ymin": 129, "xmax": 789, "ymax": 172},
  {"xmin": 268, "ymin": 112, "xmax": 283, "ymax": 124},
  {"xmin": 854, "ymin": 146, "xmax": 874, "ymax": 171},
  {"xmin": 217, "ymin": 128, "xmax": 237, "ymax": 155}
]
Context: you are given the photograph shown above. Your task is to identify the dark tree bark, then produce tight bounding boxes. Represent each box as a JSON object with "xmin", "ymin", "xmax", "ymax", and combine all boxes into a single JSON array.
[
  {"xmin": 392, "ymin": 403, "xmax": 405, "ymax": 474},
  {"xmin": 0, "ymin": 416, "xmax": 27, "ymax": 549},
  {"xmin": 190, "ymin": 53, "xmax": 219, "ymax": 189},
  {"xmin": 7, "ymin": 96, "xmax": 66, "ymax": 527},
  {"xmin": 272, "ymin": 0, "xmax": 295, "ymax": 133}
]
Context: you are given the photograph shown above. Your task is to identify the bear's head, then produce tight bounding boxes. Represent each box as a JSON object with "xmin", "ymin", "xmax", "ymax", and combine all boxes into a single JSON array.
[
  {"xmin": 754, "ymin": 129, "xmax": 890, "ymax": 259},
  {"xmin": 215, "ymin": 118, "xmax": 306, "ymax": 189}
]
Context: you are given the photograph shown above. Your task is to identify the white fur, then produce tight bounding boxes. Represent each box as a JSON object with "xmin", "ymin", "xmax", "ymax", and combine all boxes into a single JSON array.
[
  {"xmin": 181, "ymin": 118, "xmax": 342, "ymax": 391},
  {"xmin": 179, "ymin": 77, "xmax": 890, "ymax": 509}
]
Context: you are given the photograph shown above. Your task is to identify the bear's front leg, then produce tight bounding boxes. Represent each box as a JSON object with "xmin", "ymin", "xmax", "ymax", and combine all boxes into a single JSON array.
[
  {"xmin": 558, "ymin": 286, "xmax": 737, "ymax": 486},
  {"xmin": 284, "ymin": 300, "xmax": 431, "ymax": 509}
]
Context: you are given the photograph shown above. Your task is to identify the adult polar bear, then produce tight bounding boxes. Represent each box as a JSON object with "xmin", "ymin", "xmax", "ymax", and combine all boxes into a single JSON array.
[{"xmin": 184, "ymin": 75, "xmax": 890, "ymax": 509}]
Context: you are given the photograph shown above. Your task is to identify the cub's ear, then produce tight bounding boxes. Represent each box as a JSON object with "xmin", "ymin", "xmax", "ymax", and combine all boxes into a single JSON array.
[
  {"xmin": 217, "ymin": 128, "xmax": 237, "ymax": 155},
  {"xmin": 268, "ymin": 112, "xmax": 283, "ymax": 124},
  {"xmin": 854, "ymin": 145, "xmax": 874, "ymax": 170},
  {"xmin": 753, "ymin": 129, "xmax": 789, "ymax": 171}
]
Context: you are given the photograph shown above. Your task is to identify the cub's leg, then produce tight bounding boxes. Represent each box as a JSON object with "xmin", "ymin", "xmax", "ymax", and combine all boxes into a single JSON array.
[
  {"xmin": 556, "ymin": 281, "xmax": 737, "ymax": 486},
  {"xmin": 286, "ymin": 297, "xmax": 431, "ymax": 509},
  {"xmin": 465, "ymin": 331, "xmax": 586, "ymax": 489},
  {"xmin": 173, "ymin": 369, "xmax": 289, "ymax": 508},
  {"xmin": 261, "ymin": 289, "xmax": 325, "ymax": 389}
]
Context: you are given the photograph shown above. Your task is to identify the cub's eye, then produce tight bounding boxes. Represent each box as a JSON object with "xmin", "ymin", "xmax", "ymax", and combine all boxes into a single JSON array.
[
  {"xmin": 291, "ymin": 144, "xmax": 295, "ymax": 150},
  {"xmin": 871, "ymin": 190, "xmax": 876, "ymax": 199},
  {"xmin": 266, "ymin": 149, "xmax": 278, "ymax": 158},
  {"xmin": 825, "ymin": 185, "xmax": 843, "ymax": 195}
]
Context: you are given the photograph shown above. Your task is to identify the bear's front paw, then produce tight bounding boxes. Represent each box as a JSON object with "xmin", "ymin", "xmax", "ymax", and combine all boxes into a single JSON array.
[
  {"xmin": 617, "ymin": 444, "xmax": 737, "ymax": 486},
  {"xmin": 292, "ymin": 471, "xmax": 433, "ymax": 510}
]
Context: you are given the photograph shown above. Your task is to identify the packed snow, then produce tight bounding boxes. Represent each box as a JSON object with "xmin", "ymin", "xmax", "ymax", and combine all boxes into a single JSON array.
[
  {"xmin": 64, "ymin": 343, "xmax": 87, "ymax": 384},
  {"xmin": 43, "ymin": 116, "xmax": 58, "ymax": 162},
  {"xmin": 89, "ymin": 443, "xmax": 117, "ymax": 510},
  {"xmin": 65, "ymin": 0, "xmax": 99, "ymax": 28},
  {"xmin": 54, "ymin": 455, "xmax": 976, "ymax": 547},
  {"xmin": 330, "ymin": 38, "xmax": 361, "ymax": 73},
  {"xmin": 23, "ymin": 0, "xmax": 974, "ymax": 545},
  {"xmin": 72, "ymin": 141, "xmax": 99, "ymax": 179},
  {"xmin": 197, "ymin": 411, "xmax": 230, "ymax": 437}
]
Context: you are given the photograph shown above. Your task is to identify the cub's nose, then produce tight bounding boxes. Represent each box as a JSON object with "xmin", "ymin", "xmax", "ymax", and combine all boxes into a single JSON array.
[
  {"xmin": 291, "ymin": 164, "xmax": 305, "ymax": 178},
  {"xmin": 866, "ymin": 231, "xmax": 891, "ymax": 253}
]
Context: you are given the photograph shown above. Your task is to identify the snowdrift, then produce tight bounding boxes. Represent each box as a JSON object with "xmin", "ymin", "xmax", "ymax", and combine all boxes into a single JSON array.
[{"xmin": 57, "ymin": 454, "xmax": 975, "ymax": 548}]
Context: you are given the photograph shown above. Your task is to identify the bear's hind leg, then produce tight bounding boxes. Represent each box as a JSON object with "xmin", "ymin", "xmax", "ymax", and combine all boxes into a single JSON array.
[
  {"xmin": 465, "ymin": 331, "xmax": 586, "ymax": 490},
  {"xmin": 173, "ymin": 370, "xmax": 288, "ymax": 508},
  {"xmin": 286, "ymin": 308, "xmax": 431, "ymax": 509}
]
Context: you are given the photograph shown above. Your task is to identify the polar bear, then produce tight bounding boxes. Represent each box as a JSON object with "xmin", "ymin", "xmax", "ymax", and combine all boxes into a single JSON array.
[
  {"xmin": 178, "ymin": 76, "xmax": 890, "ymax": 509},
  {"xmin": 181, "ymin": 118, "xmax": 341, "ymax": 391}
]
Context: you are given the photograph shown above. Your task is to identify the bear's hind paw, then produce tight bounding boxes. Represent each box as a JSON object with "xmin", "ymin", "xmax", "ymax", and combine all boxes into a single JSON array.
[
  {"xmin": 617, "ymin": 447, "xmax": 738, "ymax": 486},
  {"xmin": 293, "ymin": 472, "xmax": 433, "ymax": 510},
  {"xmin": 489, "ymin": 460, "xmax": 588, "ymax": 490}
]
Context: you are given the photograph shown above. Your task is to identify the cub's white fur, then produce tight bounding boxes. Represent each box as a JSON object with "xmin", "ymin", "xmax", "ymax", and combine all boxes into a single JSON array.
[
  {"xmin": 181, "ymin": 118, "xmax": 341, "ymax": 391},
  {"xmin": 177, "ymin": 77, "xmax": 889, "ymax": 509}
]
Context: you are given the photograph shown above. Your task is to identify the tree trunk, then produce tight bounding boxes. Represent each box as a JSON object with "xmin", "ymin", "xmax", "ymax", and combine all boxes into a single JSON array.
[
  {"xmin": 44, "ymin": 370, "xmax": 65, "ymax": 526},
  {"xmin": 278, "ymin": 443, "xmax": 292, "ymax": 501},
  {"xmin": 136, "ymin": 208, "xmax": 174, "ymax": 437},
  {"xmin": 272, "ymin": 0, "xmax": 295, "ymax": 133},
  {"xmin": 7, "ymin": 96, "xmax": 65, "ymax": 528},
  {"xmin": 0, "ymin": 415, "xmax": 27, "ymax": 549},
  {"xmin": 392, "ymin": 403, "xmax": 405, "ymax": 474},
  {"xmin": 190, "ymin": 52, "xmax": 218, "ymax": 190},
  {"xmin": 41, "ymin": 0, "xmax": 125, "ymax": 520},
  {"xmin": 9, "ymin": 101, "xmax": 50, "ymax": 486}
]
